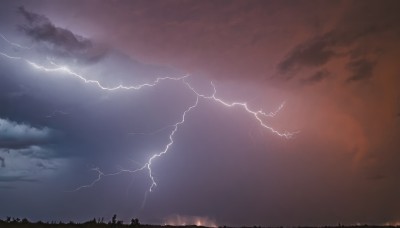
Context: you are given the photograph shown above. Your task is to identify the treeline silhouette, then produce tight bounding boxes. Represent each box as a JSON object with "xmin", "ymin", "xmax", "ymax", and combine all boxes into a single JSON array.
[
  {"xmin": 0, "ymin": 214, "xmax": 146, "ymax": 228},
  {"xmin": 0, "ymin": 215, "xmax": 209, "ymax": 228}
]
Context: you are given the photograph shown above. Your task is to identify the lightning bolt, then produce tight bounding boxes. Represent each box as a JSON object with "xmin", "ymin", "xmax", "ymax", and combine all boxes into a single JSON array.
[
  {"xmin": 183, "ymin": 80, "xmax": 294, "ymax": 138},
  {"xmin": 0, "ymin": 36, "xmax": 297, "ymax": 197},
  {"xmin": 71, "ymin": 96, "xmax": 199, "ymax": 193},
  {"xmin": 0, "ymin": 33, "xmax": 32, "ymax": 49},
  {"xmin": 145, "ymin": 95, "xmax": 199, "ymax": 192},
  {"xmin": 32, "ymin": 59, "xmax": 188, "ymax": 90},
  {"xmin": 0, "ymin": 52, "xmax": 188, "ymax": 91},
  {"xmin": 69, "ymin": 167, "xmax": 145, "ymax": 192}
]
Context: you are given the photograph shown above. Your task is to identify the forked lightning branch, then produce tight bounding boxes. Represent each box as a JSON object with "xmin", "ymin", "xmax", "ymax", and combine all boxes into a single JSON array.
[{"xmin": 0, "ymin": 33, "xmax": 296, "ymax": 195}]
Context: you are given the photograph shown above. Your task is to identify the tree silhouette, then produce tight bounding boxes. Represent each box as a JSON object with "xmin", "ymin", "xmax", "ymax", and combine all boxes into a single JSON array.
[
  {"xmin": 130, "ymin": 218, "xmax": 140, "ymax": 227},
  {"xmin": 21, "ymin": 218, "xmax": 29, "ymax": 224},
  {"xmin": 112, "ymin": 214, "xmax": 117, "ymax": 225}
]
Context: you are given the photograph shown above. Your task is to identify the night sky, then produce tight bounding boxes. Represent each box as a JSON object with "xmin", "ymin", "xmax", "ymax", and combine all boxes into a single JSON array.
[{"xmin": 1, "ymin": 0, "xmax": 400, "ymax": 226}]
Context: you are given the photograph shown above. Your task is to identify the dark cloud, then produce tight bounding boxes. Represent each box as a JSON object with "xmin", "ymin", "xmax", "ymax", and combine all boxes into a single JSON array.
[
  {"xmin": 0, "ymin": 175, "xmax": 37, "ymax": 183},
  {"xmin": 0, "ymin": 118, "xmax": 52, "ymax": 150},
  {"xmin": 278, "ymin": 25, "xmax": 378, "ymax": 74},
  {"xmin": 278, "ymin": 0, "xmax": 400, "ymax": 80},
  {"xmin": 346, "ymin": 59, "xmax": 375, "ymax": 82},
  {"xmin": 0, "ymin": 146, "xmax": 66, "ymax": 187},
  {"xmin": 279, "ymin": 37, "xmax": 336, "ymax": 74},
  {"xmin": 17, "ymin": 6, "xmax": 108, "ymax": 64},
  {"xmin": 18, "ymin": 6, "xmax": 90, "ymax": 50},
  {"xmin": 0, "ymin": 140, "xmax": 48, "ymax": 150},
  {"xmin": 36, "ymin": 161, "xmax": 55, "ymax": 170},
  {"xmin": 9, "ymin": 146, "xmax": 53, "ymax": 160},
  {"xmin": 302, "ymin": 70, "xmax": 330, "ymax": 85},
  {"xmin": 0, "ymin": 156, "xmax": 5, "ymax": 168}
]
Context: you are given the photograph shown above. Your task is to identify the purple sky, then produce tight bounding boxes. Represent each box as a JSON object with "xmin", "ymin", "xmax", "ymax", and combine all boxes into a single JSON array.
[{"xmin": 0, "ymin": 0, "xmax": 400, "ymax": 226}]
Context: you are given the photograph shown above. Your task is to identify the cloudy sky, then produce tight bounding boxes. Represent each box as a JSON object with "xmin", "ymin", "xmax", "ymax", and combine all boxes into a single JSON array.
[{"xmin": 0, "ymin": 0, "xmax": 400, "ymax": 226}]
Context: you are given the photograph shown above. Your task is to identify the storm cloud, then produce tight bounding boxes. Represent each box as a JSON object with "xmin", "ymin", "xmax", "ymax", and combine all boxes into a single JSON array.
[
  {"xmin": 346, "ymin": 59, "xmax": 376, "ymax": 82},
  {"xmin": 0, "ymin": 118, "xmax": 65, "ymax": 184},
  {"xmin": 279, "ymin": 36, "xmax": 337, "ymax": 74},
  {"xmin": 0, "ymin": 118, "xmax": 51, "ymax": 149},
  {"xmin": 18, "ymin": 6, "xmax": 108, "ymax": 64},
  {"xmin": 18, "ymin": 6, "xmax": 91, "ymax": 50},
  {"xmin": 278, "ymin": 0, "xmax": 400, "ymax": 83}
]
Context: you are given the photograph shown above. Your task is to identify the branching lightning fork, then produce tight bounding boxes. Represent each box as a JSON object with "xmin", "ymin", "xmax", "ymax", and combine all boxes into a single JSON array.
[
  {"xmin": 0, "ymin": 37, "xmax": 296, "ymax": 195},
  {"xmin": 183, "ymin": 80, "xmax": 294, "ymax": 138}
]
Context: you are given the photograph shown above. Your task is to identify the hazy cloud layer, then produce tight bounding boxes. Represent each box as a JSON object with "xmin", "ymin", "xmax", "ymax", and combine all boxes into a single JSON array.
[
  {"xmin": 0, "ymin": 175, "xmax": 37, "ymax": 183},
  {"xmin": 0, "ymin": 147, "xmax": 66, "ymax": 183}
]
